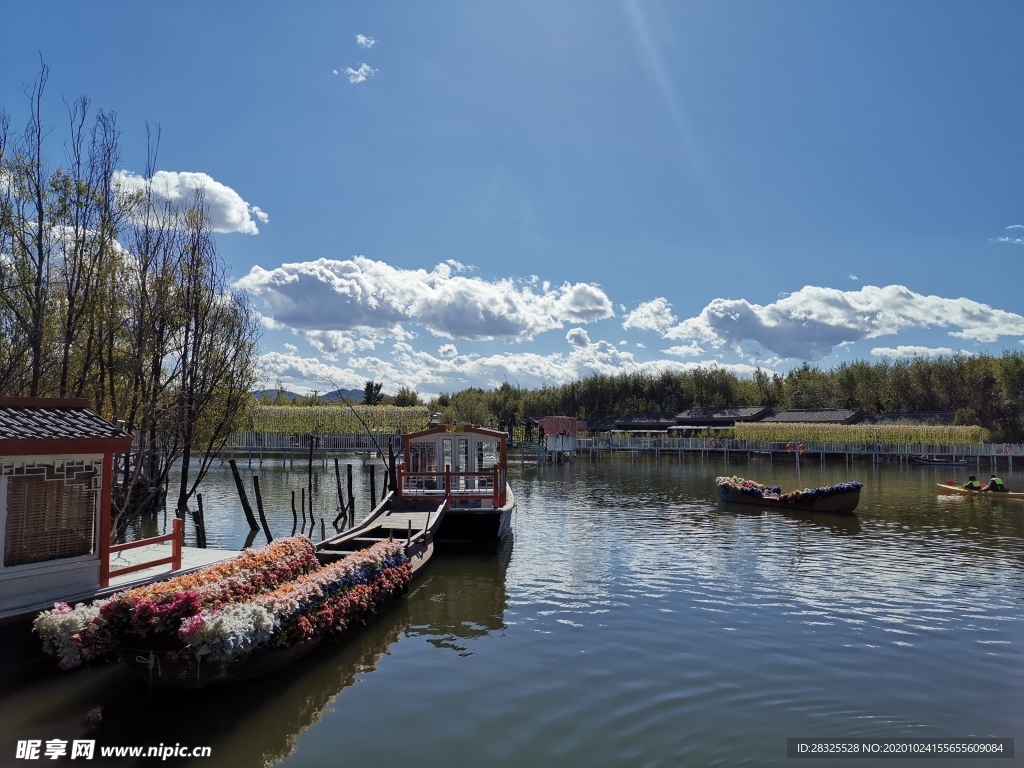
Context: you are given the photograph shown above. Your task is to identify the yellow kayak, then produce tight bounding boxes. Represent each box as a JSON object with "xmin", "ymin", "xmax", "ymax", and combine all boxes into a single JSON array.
[{"xmin": 937, "ymin": 481, "xmax": 1024, "ymax": 499}]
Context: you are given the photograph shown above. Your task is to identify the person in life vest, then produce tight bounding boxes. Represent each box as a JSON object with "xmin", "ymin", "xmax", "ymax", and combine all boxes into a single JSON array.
[
  {"xmin": 984, "ymin": 474, "xmax": 1006, "ymax": 492},
  {"xmin": 963, "ymin": 475, "xmax": 982, "ymax": 491}
]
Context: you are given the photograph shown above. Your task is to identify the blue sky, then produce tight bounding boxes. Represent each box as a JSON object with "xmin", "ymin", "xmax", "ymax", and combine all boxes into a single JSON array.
[{"xmin": 3, "ymin": 1, "xmax": 1023, "ymax": 396}]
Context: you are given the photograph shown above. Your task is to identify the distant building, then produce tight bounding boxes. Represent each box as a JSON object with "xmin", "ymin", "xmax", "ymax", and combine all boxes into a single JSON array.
[
  {"xmin": 613, "ymin": 413, "xmax": 679, "ymax": 432},
  {"xmin": 761, "ymin": 408, "xmax": 865, "ymax": 425},
  {"xmin": 674, "ymin": 406, "xmax": 772, "ymax": 427}
]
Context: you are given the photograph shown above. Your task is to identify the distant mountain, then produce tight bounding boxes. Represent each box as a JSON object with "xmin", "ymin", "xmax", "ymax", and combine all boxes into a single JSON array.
[
  {"xmin": 320, "ymin": 388, "xmax": 365, "ymax": 402},
  {"xmin": 252, "ymin": 389, "xmax": 303, "ymax": 401},
  {"xmin": 252, "ymin": 388, "xmax": 366, "ymax": 403}
]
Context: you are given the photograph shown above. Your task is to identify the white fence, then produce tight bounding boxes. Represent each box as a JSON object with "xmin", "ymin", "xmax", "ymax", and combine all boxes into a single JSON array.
[{"xmin": 573, "ymin": 436, "xmax": 1024, "ymax": 459}]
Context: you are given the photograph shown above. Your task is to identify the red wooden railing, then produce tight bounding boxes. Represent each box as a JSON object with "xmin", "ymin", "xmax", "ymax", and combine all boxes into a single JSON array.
[
  {"xmin": 397, "ymin": 463, "xmax": 507, "ymax": 508},
  {"xmin": 100, "ymin": 518, "xmax": 183, "ymax": 587}
]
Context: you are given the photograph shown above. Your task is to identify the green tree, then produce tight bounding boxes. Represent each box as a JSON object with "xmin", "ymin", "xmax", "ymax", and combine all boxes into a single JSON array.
[
  {"xmin": 363, "ymin": 380, "xmax": 384, "ymax": 406},
  {"xmin": 393, "ymin": 386, "xmax": 421, "ymax": 407}
]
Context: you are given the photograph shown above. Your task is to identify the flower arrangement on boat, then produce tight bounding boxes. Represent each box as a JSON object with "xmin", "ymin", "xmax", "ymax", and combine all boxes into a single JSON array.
[
  {"xmin": 34, "ymin": 537, "xmax": 410, "ymax": 671},
  {"xmin": 776, "ymin": 481, "xmax": 863, "ymax": 503},
  {"xmin": 716, "ymin": 476, "xmax": 782, "ymax": 499},
  {"xmin": 716, "ymin": 476, "xmax": 863, "ymax": 504},
  {"xmin": 177, "ymin": 540, "xmax": 410, "ymax": 660}
]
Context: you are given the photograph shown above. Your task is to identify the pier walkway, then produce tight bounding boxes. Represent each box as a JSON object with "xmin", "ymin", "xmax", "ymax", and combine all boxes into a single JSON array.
[{"xmin": 195, "ymin": 432, "xmax": 1022, "ymax": 471}]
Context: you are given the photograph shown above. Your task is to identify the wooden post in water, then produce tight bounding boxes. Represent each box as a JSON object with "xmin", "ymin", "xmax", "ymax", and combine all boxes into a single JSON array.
[
  {"xmin": 194, "ymin": 493, "xmax": 207, "ymax": 548},
  {"xmin": 388, "ymin": 445, "xmax": 398, "ymax": 494},
  {"xmin": 252, "ymin": 476, "xmax": 273, "ymax": 544},
  {"xmin": 320, "ymin": 518, "xmax": 326, "ymax": 541},
  {"xmin": 346, "ymin": 464, "xmax": 355, "ymax": 527},
  {"xmin": 301, "ymin": 487, "xmax": 306, "ymax": 534},
  {"xmin": 307, "ymin": 435, "xmax": 314, "ymax": 526},
  {"xmin": 334, "ymin": 457, "xmax": 346, "ymax": 524},
  {"xmin": 291, "ymin": 490, "xmax": 298, "ymax": 536},
  {"xmin": 228, "ymin": 459, "xmax": 259, "ymax": 531},
  {"xmin": 369, "ymin": 465, "xmax": 377, "ymax": 508}
]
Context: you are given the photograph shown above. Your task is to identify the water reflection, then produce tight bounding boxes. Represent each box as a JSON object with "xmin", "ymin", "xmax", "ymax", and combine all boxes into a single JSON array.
[
  {"xmin": 720, "ymin": 507, "xmax": 863, "ymax": 536},
  {"xmin": 407, "ymin": 539, "xmax": 512, "ymax": 656}
]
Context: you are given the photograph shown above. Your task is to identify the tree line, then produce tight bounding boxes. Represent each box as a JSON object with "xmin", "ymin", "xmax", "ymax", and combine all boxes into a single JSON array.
[
  {"xmin": 0, "ymin": 63, "xmax": 260, "ymax": 521},
  {"xmin": 424, "ymin": 352, "xmax": 1024, "ymax": 442}
]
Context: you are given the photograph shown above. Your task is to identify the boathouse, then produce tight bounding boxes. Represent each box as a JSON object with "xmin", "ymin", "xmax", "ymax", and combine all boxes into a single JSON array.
[{"xmin": 0, "ymin": 397, "xmax": 133, "ymax": 619}]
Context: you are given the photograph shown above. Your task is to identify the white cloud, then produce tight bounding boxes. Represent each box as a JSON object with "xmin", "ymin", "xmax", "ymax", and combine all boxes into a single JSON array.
[
  {"xmin": 663, "ymin": 285, "xmax": 1024, "ymax": 360},
  {"xmin": 356, "ymin": 34, "xmax": 377, "ymax": 48},
  {"xmin": 995, "ymin": 237, "xmax": 1024, "ymax": 245},
  {"xmin": 849, "ymin": 274, "xmax": 858, "ymax": 281},
  {"xmin": 113, "ymin": 170, "xmax": 266, "ymax": 235},
  {"xmin": 870, "ymin": 345, "xmax": 956, "ymax": 358},
  {"xmin": 333, "ymin": 69, "xmax": 339, "ymax": 75},
  {"xmin": 236, "ymin": 256, "xmax": 614, "ymax": 344},
  {"xmin": 346, "ymin": 64, "xmax": 377, "ymax": 83},
  {"xmin": 268, "ymin": 337, "xmax": 776, "ymax": 397},
  {"xmin": 566, "ymin": 328, "xmax": 590, "ymax": 348},
  {"xmin": 439, "ymin": 344, "xmax": 458, "ymax": 358},
  {"xmin": 257, "ymin": 351, "xmax": 366, "ymax": 395},
  {"xmin": 1007, "ymin": 224, "xmax": 1024, "ymax": 229},
  {"xmin": 622, "ymin": 297, "xmax": 677, "ymax": 333},
  {"xmin": 663, "ymin": 343, "xmax": 704, "ymax": 357}
]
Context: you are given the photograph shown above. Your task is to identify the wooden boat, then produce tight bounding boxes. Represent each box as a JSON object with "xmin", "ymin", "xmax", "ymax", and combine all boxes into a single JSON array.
[
  {"xmin": 936, "ymin": 481, "xmax": 1024, "ymax": 499},
  {"xmin": 716, "ymin": 477, "xmax": 862, "ymax": 515},
  {"xmin": 119, "ymin": 635, "xmax": 324, "ymax": 690},
  {"xmin": 118, "ymin": 503, "xmax": 449, "ymax": 690},
  {"xmin": 914, "ymin": 456, "xmax": 967, "ymax": 466},
  {"xmin": 316, "ymin": 493, "xmax": 447, "ymax": 567},
  {"xmin": 391, "ymin": 424, "xmax": 516, "ymax": 544}
]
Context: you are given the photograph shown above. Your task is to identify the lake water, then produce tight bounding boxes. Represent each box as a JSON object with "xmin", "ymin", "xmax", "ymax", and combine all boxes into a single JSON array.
[{"xmin": 2, "ymin": 452, "xmax": 1023, "ymax": 766}]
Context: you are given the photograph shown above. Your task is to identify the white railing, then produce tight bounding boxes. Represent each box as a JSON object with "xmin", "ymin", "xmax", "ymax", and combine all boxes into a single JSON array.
[
  {"xmin": 203, "ymin": 432, "xmax": 1024, "ymax": 459},
  {"xmin": 224, "ymin": 431, "xmax": 400, "ymax": 453},
  {"xmin": 573, "ymin": 436, "xmax": 1024, "ymax": 458}
]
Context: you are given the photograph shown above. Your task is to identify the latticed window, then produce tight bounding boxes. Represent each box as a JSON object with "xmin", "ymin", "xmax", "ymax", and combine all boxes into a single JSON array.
[{"xmin": 3, "ymin": 461, "xmax": 100, "ymax": 567}]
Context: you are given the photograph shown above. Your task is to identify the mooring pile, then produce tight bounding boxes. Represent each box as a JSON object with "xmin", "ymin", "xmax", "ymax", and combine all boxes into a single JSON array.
[{"xmin": 34, "ymin": 536, "xmax": 411, "ymax": 670}]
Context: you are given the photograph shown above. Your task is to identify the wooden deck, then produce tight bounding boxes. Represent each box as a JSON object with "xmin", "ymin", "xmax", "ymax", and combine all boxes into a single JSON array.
[
  {"xmin": 0, "ymin": 545, "xmax": 243, "ymax": 623},
  {"xmin": 106, "ymin": 544, "xmax": 242, "ymax": 590}
]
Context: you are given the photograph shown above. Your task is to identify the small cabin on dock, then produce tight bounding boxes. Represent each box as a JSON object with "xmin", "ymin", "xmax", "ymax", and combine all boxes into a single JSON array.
[{"xmin": 0, "ymin": 397, "xmax": 133, "ymax": 620}]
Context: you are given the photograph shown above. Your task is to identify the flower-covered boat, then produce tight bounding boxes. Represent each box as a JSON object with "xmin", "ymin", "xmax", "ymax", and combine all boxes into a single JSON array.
[
  {"xmin": 716, "ymin": 476, "xmax": 863, "ymax": 515},
  {"xmin": 34, "ymin": 534, "xmax": 425, "ymax": 688}
]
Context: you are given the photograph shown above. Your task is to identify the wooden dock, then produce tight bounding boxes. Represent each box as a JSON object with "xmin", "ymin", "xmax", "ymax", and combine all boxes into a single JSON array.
[{"xmin": 106, "ymin": 544, "xmax": 242, "ymax": 590}]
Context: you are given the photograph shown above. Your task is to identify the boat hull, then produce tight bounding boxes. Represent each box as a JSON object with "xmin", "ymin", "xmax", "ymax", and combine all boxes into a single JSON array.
[
  {"xmin": 717, "ymin": 485, "xmax": 861, "ymax": 515},
  {"xmin": 437, "ymin": 508, "xmax": 512, "ymax": 544},
  {"xmin": 119, "ymin": 637, "xmax": 323, "ymax": 690},
  {"xmin": 396, "ymin": 485, "xmax": 515, "ymax": 545},
  {"xmin": 915, "ymin": 457, "xmax": 967, "ymax": 466}
]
